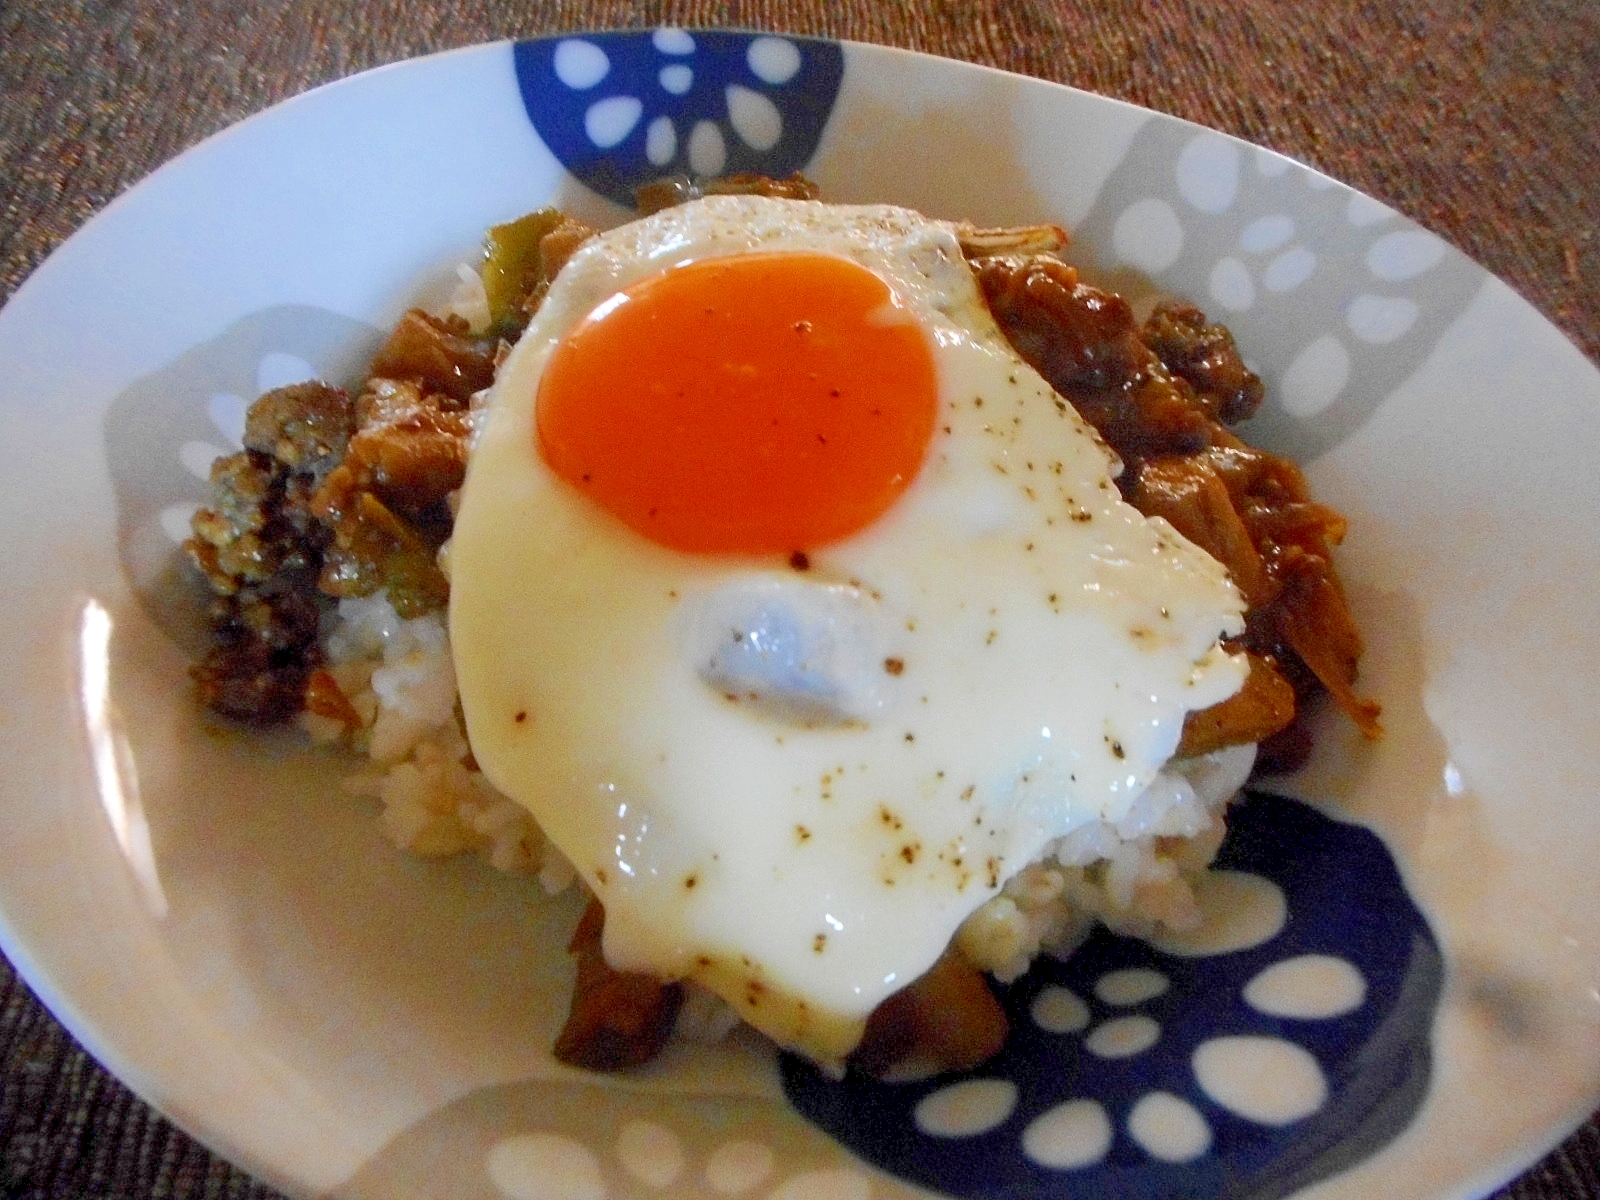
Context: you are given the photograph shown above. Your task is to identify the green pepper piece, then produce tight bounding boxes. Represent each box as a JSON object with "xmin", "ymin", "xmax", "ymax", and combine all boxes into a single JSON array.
[{"xmin": 482, "ymin": 208, "xmax": 566, "ymax": 336}]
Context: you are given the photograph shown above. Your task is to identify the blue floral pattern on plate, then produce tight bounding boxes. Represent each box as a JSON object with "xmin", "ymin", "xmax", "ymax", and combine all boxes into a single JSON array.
[
  {"xmin": 781, "ymin": 792, "xmax": 1442, "ymax": 1199},
  {"xmin": 513, "ymin": 31, "xmax": 845, "ymax": 206}
]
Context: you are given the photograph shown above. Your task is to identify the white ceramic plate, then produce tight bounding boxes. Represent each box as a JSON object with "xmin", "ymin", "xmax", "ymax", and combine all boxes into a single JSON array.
[{"xmin": 1, "ymin": 32, "xmax": 1598, "ymax": 1200}]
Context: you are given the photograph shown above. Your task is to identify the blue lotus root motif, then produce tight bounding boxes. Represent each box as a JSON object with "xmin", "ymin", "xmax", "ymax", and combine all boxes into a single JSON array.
[
  {"xmin": 515, "ymin": 30, "xmax": 846, "ymax": 206},
  {"xmin": 782, "ymin": 793, "xmax": 1441, "ymax": 1200}
]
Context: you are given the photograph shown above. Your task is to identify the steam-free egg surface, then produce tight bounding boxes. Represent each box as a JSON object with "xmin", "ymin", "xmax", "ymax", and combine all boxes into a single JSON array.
[
  {"xmin": 449, "ymin": 196, "xmax": 1246, "ymax": 1066},
  {"xmin": 536, "ymin": 250, "xmax": 938, "ymax": 553}
]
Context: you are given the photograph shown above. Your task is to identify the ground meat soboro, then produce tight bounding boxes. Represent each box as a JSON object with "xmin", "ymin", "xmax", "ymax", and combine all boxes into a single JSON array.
[
  {"xmin": 187, "ymin": 209, "xmax": 598, "ymax": 727},
  {"xmin": 970, "ymin": 254, "xmax": 1380, "ymax": 768},
  {"xmin": 185, "ymin": 317, "xmax": 492, "ymax": 721}
]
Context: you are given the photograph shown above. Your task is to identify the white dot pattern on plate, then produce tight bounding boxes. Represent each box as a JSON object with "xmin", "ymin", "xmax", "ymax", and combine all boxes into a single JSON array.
[
  {"xmin": 688, "ymin": 119, "xmax": 727, "ymax": 176},
  {"xmin": 914, "ymin": 1078, "xmax": 1019, "ymax": 1137},
  {"xmin": 1040, "ymin": 85, "xmax": 1485, "ymax": 475},
  {"xmin": 483, "ymin": 1118, "xmax": 873, "ymax": 1200},
  {"xmin": 1345, "ymin": 293, "xmax": 1420, "ymax": 344},
  {"xmin": 748, "ymin": 35, "xmax": 803, "ymax": 84},
  {"xmin": 159, "ymin": 502, "xmax": 199, "ymax": 544},
  {"xmin": 703, "ymin": 1140, "xmax": 776, "ymax": 1195},
  {"xmin": 615, "ymin": 1119, "xmax": 685, "ymax": 1188},
  {"xmin": 1084, "ymin": 1014, "xmax": 1162, "ymax": 1059},
  {"xmin": 658, "ymin": 63, "xmax": 692, "ymax": 95},
  {"xmin": 1245, "ymin": 954, "xmax": 1367, "ymax": 1019},
  {"xmin": 726, "ymin": 85, "xmax": 784, "ymax": 151},
  {"xmin": 179, "ymin": 440, "xmax": 227, "ymax": 480},
  {"xmin": 1112, "ymin": 197, "xmax": 1184, "ymax": 272},
  {"xmin": 552, "ymin": 39, "xmax": 610, "ymax": 90},
  {"xmin": 1279, "ymin": 334, "xmax": 1352, "ymax": 418},
  {"xmin": 1193, "ymin": 1035, "xmax": 1329, "ymax": 1125},
  {"xmin": 652, "ymin": 27, "xmax": 695, "ymax": 54},
  {"xmin": 1240, "ymin": 213, "xmax": 1295, "ymax": 253},
  {"xmin": 645, "ymin": 115, "xmax": 676, "ymax": 166},
  {"xmin": 1127, "ymin": 1091, "xmax": 1213, "ymax": 1162},
  {"xmin": 1021, "ymin": 1099, "xmax": 1114, "ymax": 1170},
  {"xmin": 1262, "ymin": 246, "xmax": 1317, "ymax": 292},
  {"xmin": 1147, "ymin": 871, "xmax": 1286, "ymax": 957},
  {"xmin": 1094, "ymin": 967, "xmax": 1169, "ymax": 1006},
  {"xmin": 1365, "ymin": 229, "xmax": 1447, "ymax": 280},
  {"xmin": 775, "ymin": 788, "xmax": 1442, "ymax": 1193},
  {"xmin": 1176, "ymin": 133, "xmax": 1241, "ymax": 213},
  {"xmin": 1031, "ymin": 985, "xmax": 1091, "ymax": 1033},
  {"xmin": 254, "ymin": 351, "xmax": 314, "ymax": 392},
  {"xmin": 542, "ymin": 32, "xmax": 814, "ymax": 180},
  {"xmin": 486, "ymin": 1133, "xmax": 606, "ymax": 1200},
  {"xmin": 207, "ymin": 392, "xmax": 245, "ymax": 446},
  {"xmin": 585, "ymin": 95, "xmax": 643, "ymax": 148},
  {"xmin": 1208, "ymin": 256, "xmax": 1255, "ymax": 311},
  {"xmin": 767, "ymin": 1168, "xmax": 873, "ymax": 1200}
]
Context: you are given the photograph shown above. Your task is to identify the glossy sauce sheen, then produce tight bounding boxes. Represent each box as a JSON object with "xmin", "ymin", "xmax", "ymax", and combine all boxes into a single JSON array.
[{"xmin": 449, "ymin": 196, "xmax": 1247, "ymax": 1066}]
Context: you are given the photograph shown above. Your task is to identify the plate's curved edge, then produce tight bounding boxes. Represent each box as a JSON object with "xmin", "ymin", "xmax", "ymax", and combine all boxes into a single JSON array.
[
  {"xmin": 0, "ymin": 40, "xmax": 515, "ymax": 323},
  {"xmin": 0, "ymin": 819, "xmax": 327, "ymax": 1200}
]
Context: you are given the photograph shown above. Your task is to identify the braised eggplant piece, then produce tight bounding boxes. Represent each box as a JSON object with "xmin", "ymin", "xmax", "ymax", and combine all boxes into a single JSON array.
[{"xmin": 553, "ymin": 899, "xmax": 684, "ymax": 1072}]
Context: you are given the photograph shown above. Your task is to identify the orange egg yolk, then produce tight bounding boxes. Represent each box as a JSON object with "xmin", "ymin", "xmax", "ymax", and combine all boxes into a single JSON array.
[{"xmin": 535, "ymin": 252, "xmax": 939, "ymax": 554}]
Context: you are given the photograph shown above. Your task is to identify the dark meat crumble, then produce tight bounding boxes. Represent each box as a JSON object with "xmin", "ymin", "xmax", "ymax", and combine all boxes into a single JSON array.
[
  {"xmin": 184, "ymin": 214, "xmax": 595, "ymax": 724},
  {"xmin": 970, "ymin": 254, "xmax": 1380, "ymax": 770}
]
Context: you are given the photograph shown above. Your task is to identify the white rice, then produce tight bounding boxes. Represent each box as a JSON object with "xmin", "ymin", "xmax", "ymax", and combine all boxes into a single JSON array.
[
  {"xmin": 445, "ymin": 262, "xmax": 492, "ymax": 334},
  {"xmin": 954, "ymin": 743, "xmax": 1253, "ymax": 980},
  {"xmin": 304, "ymin": 594, "xmax": 575, "ymax": 892},
  {"xmin": 308, "ymin": 590, "xmax": 1250, "ymax": 1017}
]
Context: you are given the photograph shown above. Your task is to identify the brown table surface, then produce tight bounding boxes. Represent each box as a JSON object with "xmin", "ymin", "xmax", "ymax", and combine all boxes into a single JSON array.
[{"xmin": 2, "ymin": 1, "xmax": 1596, "ymax": 1197}]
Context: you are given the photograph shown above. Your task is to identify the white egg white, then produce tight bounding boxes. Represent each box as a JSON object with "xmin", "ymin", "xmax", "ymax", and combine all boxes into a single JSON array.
[{"xmin": 448, "ymin": 195, "xmax": 1247, "ymax": 1066}]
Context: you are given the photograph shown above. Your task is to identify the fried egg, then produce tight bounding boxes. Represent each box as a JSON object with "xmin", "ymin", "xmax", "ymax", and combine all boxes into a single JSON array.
[{"xmin": 448, "ymin": 195, "xmax": 1247, "ymax": 1067}]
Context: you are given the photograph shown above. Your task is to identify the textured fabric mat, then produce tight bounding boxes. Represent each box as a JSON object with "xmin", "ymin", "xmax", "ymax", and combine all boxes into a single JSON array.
[{"xmin": 1, "ymin": 1, "xmax": 1596, "ymax": 1197}]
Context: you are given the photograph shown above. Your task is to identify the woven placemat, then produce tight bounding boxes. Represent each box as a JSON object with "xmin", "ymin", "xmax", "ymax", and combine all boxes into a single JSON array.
[{"xmin": 2, "ymin": 1, "xmax": 1596, "ymax": 1197}]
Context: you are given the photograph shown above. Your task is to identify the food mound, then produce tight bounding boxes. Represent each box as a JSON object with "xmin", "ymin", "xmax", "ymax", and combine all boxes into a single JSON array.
[{"xmin": 185, "ymin": 173, "xmax": 1378, "ymax": 1078}]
